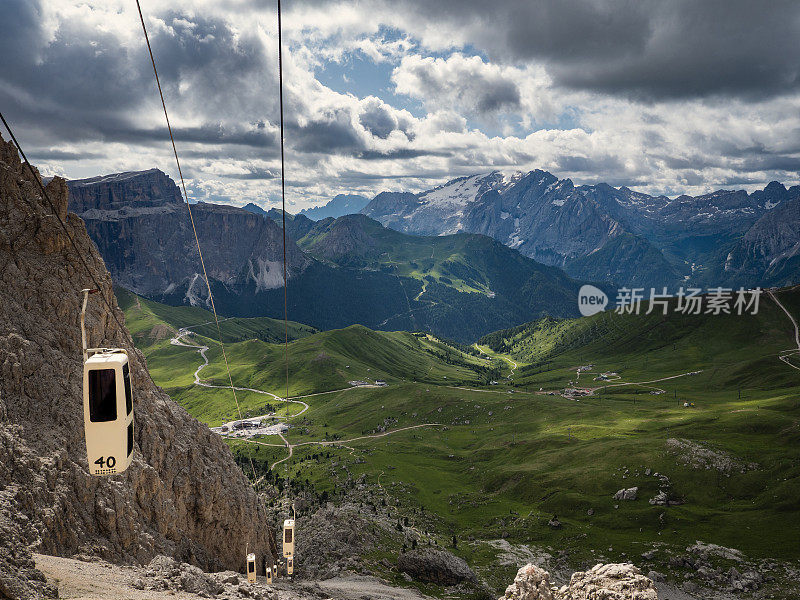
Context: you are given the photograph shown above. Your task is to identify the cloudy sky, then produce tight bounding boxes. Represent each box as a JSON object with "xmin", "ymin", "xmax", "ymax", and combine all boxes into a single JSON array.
[{"xmin": 2, "ymin": 0, "xmax": 799, "ymax": 210}]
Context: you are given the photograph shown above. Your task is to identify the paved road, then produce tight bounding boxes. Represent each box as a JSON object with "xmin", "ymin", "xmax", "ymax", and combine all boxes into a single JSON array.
[
  {"xmin": 769, "ymin": 290, "xmax": 800, "ymax": 371},
  {"xmin": 170, "ymin": 326, "xmax": 309, "ymax": 416},
  {"xmin": 595, "ymin": 370, "xmax": 703, "ymax": 394},
  {"xmin": 224, "ymin": 423, "xmax": 444, "ymax": 470},
  {"xmin": 171, "ymin": 325, "xmax": 420, "ymax": 470}
]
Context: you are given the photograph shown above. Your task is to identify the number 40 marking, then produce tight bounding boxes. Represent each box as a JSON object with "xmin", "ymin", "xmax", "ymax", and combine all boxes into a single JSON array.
[{"xmin": 94, "ymin": 456, "xmax": 116, "ymax": 469}]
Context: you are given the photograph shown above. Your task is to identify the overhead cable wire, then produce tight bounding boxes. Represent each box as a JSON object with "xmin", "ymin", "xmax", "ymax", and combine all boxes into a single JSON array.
[
  {"xmin": 135, "ymin": 0, "xmax": 257, "ymax": 482},
  {"xmin": 277, "ymin": 0, "xmax": 291, "ymax": 412}
]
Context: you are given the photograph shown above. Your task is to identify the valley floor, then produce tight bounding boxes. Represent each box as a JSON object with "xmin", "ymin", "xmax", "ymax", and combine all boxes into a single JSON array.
[{"xmin": 117, "ymin": 287, "xmax": 800, "ymax": 600}]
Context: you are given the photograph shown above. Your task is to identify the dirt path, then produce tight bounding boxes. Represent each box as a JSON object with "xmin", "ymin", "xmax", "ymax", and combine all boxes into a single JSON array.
[
  {"xmin": 595, "ymin": 370, "xmax": 703, "ymax": 394},
  {"xmin": 315, "ymin": 575, "xmax": 432, "ymax": 600}
]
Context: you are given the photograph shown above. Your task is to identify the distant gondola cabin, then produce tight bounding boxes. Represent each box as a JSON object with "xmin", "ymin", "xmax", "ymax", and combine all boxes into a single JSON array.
[
  {"xmin": 247, "ymin": 553, "xmax": 256, "ymax": 583},
  {"xmin": 283, "ymin": 519, "xmax": 295, "ymax": 557},
  {"xmin": 83, "ymin": 349, "xmax": 134, "ymax": 476},
  {"xmin": 266, "ymin": 565, "xmax": 272, "ymax": 584},
  {"xmin": 286, "ymin": 556, "xmax": 293, "ymax": 575}
]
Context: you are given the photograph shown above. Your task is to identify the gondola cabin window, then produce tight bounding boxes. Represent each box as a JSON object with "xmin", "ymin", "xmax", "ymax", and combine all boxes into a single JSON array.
[
  {"xmin": 123, "ymin": 363, "xmax": 132, "ymax": 415},
  {"xmin": 83, "ymin": 350, "xmax": 135, "ymax": 476},
  {"xmin": 88, "ymin": 369, "xmax": 116, "ymax": 422}
]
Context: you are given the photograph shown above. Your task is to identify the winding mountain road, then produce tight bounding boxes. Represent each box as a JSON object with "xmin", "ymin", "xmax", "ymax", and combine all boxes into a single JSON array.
[
  {"xmin": 769, "ymin": 290, "xmax": 800, "ymax": 371},
  {"xmin": 170, "ymin": 326, "xmax": 309, "ymax": 416},
  {"xmin": 171, "ymin": 325, "xmax": 444, "ymax": 470},
  {"xmin": 594, "ymin": 370, "xmax": 704, "ymax": 394}
]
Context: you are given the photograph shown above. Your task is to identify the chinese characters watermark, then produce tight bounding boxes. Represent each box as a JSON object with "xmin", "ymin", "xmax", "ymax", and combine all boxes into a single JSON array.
[{"xmin": 614, "ymin": 287, "xmax": 762, "ymax": 316}]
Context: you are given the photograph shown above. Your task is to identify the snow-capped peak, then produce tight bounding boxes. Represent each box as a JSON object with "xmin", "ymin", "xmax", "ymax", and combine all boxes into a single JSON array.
[{"xmin": 417, "ymin": 171, "xmax": 523, "ymax": 208}]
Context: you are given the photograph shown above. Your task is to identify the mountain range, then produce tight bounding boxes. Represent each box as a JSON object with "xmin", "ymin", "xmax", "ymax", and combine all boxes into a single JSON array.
[
  {"xmin": 362, "ymin": 170, "xmax": 800, "ymax": 289},
  {"xmin": 298, "ymin": 194, "xmax": 370, "ymax": 220},
  {"xmin": 68, "ymin": 170, "xmax": 584, "ymax": 341}
]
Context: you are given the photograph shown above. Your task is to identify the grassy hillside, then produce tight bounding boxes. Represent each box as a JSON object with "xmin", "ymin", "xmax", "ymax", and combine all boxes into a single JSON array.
[
  {"xmin": 123, "ymin": 286, "xmax": 800, "ymax": 597},
  {"xmin": 155, "ymin": 215, "xmax": 587, "ymax": 343},
  {"xmin": 119, "ymin": 288, "xmax": 501, "ymax": 425},
  {"xmin": 116, "ymin": 286, "xmax": 317, "ymax": 347},
  {"xmin": 269, "ymin": 214, "xmax": 587, "ymax": 342},
  {"xmin": 478, "ymin": 287, "xmax": 798, "ymax": 392},
  {"xmin": 298, "ymin": 213, "xmax": 580, "ymax": 297}
]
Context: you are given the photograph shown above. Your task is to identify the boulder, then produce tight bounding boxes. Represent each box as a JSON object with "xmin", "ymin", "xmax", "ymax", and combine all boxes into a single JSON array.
[
  {"xmin": 649, "ymin": 491, "xmax": 668, "ymax": 506},
  {"xmin": 144, "ymin": 555, "xmax": 225, "ymax": 596},
  {"xmin": 613, "ymin": 487, "xmax": 638, "ymax": 501},
  {"xmin": 499, "ymin": 563, "xmax": 553, "ymax": 600},
  {"xmin": 397, "ymin": 548, "xmax": 477, "ymax": 586},
  {"xmin": 559, "ymin": 563, "xmax": 658, "ymax": 600}
]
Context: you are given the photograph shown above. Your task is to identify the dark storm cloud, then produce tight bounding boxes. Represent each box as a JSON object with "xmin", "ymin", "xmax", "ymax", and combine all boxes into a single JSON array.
[
  {"xmin": 475, "ymin": 79, "xmax": 521, "ymax": 113},
  {"xmin": 220, "ymin": 167, "xmax": 277, "ymax": 180},
  {"xmin": 556, "ymin": 154, "xmax": 625, "ymax": 174},
  {"xmin": 117, "ymin": 123, "xmax": 279, "ymax": 148},
  {"xmin": 148, "ymin": 12, "xmax": 276, "ymax": 115},
  {"xmin": 0, "ymin": 2, "xmax": 278, "ymax": 150},
  {"xmin": 357, "ymin": 148, "xmax": 451, "ymax": 160},
  {"xmin": 0, "ymin": 2, "xmax": 150, "ymax": 117},
  {"xmin": 296, "ymin": 0, "xmax": 800, "ymax": 100},
  {"xmin": 359, "ymin": 103, "xmax": 397, "ymax": 139},
  {"xmin": 29, "ymin": 149, "xmax": 104, "ymax": 161},
  {"xmin": 290, "ymin": 108, "xmax": 364, "ymax": 154}
]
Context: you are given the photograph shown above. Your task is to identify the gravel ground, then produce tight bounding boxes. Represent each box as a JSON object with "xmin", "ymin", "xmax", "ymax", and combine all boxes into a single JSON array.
[
  {"xmin": 35, "ymin": 554, "xmax": 201, "ymax": 600},
  {"xmin": 35, "ymin": 554, "xmax": 435, "ymax": 600}
]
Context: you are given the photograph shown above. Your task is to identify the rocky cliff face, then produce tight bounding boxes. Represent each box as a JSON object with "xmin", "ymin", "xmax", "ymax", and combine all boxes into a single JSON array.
[
  {"xmin": 67, "ymin": 170, "xmax": 310, "ymax": 302},
  {"xmin": 64, "ymin": 170, "xmax": 585, "ymax": 342},
  {"xmin": 0, "ymin": 136, "xmax": 276, "ymax": 598},
  {"xmin": 67, "ymin": 168, "xmax": 184, "ymax": 213}
]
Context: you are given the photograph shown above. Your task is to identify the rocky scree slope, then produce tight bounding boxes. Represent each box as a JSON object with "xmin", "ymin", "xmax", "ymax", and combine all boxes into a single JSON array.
[{"xmin": 0, "ymin": 136, "xmax": 276, "ymax": 598}]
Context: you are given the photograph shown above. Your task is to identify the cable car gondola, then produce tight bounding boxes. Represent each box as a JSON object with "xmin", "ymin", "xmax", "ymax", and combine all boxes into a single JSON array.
[
  {"xmin": 266, "ymin": 565, "xmax": 272, "ymax": 584},
  {"xmin": 81, "ymin": 289, "xmax": 134, "ymax": 476},
  {"xmin": 283, "ymin": 518, "xmax": 295, "ymax": 557},
  {"xmin": 286, "ymin": 555, "xmax": 294, "ymax": 576},
  {"xmin": 247, "ymin": 553, "xmax": 257, "ymax": 583}
]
